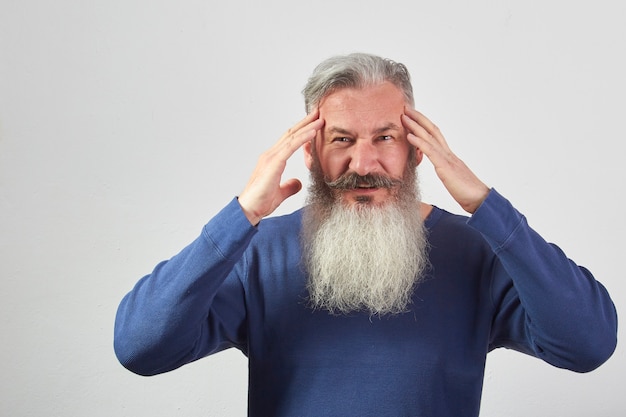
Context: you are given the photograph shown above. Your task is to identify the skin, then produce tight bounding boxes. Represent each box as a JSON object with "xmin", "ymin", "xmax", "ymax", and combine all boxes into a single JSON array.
[{"xmin": 238, "ymin": 82, "xmax": 490, "ymax": 225}]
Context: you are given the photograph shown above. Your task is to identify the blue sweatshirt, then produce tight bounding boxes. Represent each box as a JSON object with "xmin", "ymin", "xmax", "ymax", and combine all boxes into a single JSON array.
[{"xmin": 114, "ymin": 189, "xmax": 617, "ymax": 416}]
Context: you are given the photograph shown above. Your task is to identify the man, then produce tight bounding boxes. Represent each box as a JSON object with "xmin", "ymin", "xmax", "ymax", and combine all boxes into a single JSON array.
[{"xmin": 114, "ymin": 53, "xmax": 617, "ymax": 416}]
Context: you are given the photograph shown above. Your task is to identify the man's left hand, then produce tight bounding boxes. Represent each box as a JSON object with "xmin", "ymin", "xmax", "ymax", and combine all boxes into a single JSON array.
[{"xmin": 402, "ymin": 107, "xmax": 490, "ymax": 214}]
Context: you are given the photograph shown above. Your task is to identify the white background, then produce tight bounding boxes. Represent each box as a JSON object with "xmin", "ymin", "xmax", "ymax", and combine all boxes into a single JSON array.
[{"xmin": 1, "ymin": 0, "xmax": 624, "ymax": 415}]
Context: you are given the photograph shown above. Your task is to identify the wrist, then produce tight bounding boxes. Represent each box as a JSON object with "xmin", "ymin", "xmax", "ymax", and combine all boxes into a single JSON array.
[
  {"xmin": 237, "ymin": 196, "xmax": 262, "ymax": 226},
  {"xmin": 462, "ymin": 185, "xmax": 491, "ymax": 214}
]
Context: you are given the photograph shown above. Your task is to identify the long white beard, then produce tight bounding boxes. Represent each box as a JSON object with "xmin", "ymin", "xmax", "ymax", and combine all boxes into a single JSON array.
[{"xmin": 301, "ymin": 162, "xmax": 429, "ymax": 316}]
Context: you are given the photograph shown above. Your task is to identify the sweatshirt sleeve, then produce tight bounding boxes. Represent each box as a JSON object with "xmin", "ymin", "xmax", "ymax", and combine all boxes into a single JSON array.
[
  {"xmin": 114, "ymin": 198, "xmax": 255, "ymax": 376},
  {"xmin": 469, "ymin": 189, "xmax": 617, "ymax": 372}
]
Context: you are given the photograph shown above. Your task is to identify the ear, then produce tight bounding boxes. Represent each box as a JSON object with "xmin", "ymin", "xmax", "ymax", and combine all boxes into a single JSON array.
[
  {"xmin": 303, "ymin": 140, "xmax": 314, "ymax": 170},
  {"xmin": 415, "ymin": 147, "xmax": 424, "ymax": 166}
]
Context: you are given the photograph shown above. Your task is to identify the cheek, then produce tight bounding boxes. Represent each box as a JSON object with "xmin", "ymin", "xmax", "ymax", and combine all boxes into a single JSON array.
[
  {"xmin": 380, "ymin": 147, "xmax": 412, "ymax": 176},
  {"xmin": 319, "ymin": 149, "xmax": 351, "ymax": 178}
]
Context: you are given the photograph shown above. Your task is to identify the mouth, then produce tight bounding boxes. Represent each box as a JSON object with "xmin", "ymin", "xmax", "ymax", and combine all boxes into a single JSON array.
[
  {"xmin": 326, "ymin": 173, "xmax": 400, "ymax": 191},
  {"xmin": 345, "ymin": 185, "xmax": 384, "ymax": 203},
  {"xmin": 335, "ymin": 183, "xmax": 393, "ymax": 206}
]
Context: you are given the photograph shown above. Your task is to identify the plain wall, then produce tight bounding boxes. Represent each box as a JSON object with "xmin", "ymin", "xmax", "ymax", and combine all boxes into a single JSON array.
[{"xmin": 1, "ymin": 0, "xmax": 624, "ymax": 415}]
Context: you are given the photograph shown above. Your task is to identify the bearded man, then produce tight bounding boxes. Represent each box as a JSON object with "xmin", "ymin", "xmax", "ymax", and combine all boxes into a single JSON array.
[{"xmin": 114, "ymin": 53, "xmax": 617, "ymax": 417}]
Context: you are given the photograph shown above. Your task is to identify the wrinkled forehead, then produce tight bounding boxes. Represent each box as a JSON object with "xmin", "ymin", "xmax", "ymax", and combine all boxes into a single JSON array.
[{"xmin": 318, "ymin": 82, "xmax": 407, "ymax": 128}]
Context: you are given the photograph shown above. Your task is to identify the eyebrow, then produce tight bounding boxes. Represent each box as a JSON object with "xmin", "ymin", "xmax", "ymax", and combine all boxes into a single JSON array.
[
  {"xmin": 326, "ymin": 123, "xmax": 402, "ymax": 136},
  {"xmin": 373, "ymin": 123, "xmax": 402, "ymax": 135}
]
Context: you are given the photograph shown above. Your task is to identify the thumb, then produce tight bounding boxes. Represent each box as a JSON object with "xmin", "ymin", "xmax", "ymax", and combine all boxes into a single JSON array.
[{"xmin": 279, "ymin": 178, "xmax": 303, "ymax": 202}]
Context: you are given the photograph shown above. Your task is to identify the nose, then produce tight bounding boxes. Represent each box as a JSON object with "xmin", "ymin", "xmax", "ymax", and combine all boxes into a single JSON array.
[{"xmin": 348, "ymin": 140, "xmax": 381, "ymax": 176}]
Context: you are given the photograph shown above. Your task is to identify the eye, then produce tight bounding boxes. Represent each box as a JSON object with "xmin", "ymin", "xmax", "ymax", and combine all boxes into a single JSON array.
[
  {"xmin": 332, "ymin": 137, "xmax": 352, "ymax": 143},
  {"xmin": 379, "ymin": 135, "xmax": 393, "ymax": 141}
]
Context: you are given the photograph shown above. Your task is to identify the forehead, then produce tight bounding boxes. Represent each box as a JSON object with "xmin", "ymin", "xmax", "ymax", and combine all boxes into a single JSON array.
[{"xmin": 318, "ymin": 82, "xmax": 406, "ymax": 129}]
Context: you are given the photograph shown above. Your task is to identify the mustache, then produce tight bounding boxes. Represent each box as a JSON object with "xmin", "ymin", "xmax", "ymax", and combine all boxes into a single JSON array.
[{"xmin": 325, "ymin": 172, "xmax": 402, "ymax": 190}]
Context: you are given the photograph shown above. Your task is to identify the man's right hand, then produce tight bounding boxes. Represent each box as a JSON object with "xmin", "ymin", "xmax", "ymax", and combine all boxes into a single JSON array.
[{"xmin": 238, "ymin": 109, "xmax": 324, "ymax": 226}]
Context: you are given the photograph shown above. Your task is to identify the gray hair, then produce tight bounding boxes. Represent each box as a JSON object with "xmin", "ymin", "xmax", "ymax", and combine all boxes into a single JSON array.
[{"xmin": 302, "ymin": 53, "xmax": 414, "ymax": 113}]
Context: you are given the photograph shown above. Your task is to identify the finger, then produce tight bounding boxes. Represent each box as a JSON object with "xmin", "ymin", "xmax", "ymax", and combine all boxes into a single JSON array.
[
  {"xmin": 274, "ymin": 116, "xmax": 324, "ymax": 160},
  {"xmin": 279, "ymin": 178, "xmax": 303, "ymax": 200},
  {"xmin": 401, "ymin": 113, "xmax": 437, "ymax": 153},
  {"xmin": 402, "ymin": 112, "xmax": 450, "ymax": 158},
  {"xmin": 403, "ymin": 107, "xmax": 439, "ymax": 135},
  {"xmin": 402, "ymin": 116, "xmax": 451, "ymax": 167},
  {"xmin": 283, "ymin": 108, "xmax": 321, "ymax": 142},
  {"xmin": 403, "ymin": 108, "xmax": 447, "ymax": 144},
  {"xmin": 401, "ymin": 113, "xmax": 429, "ymax": 140}
]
